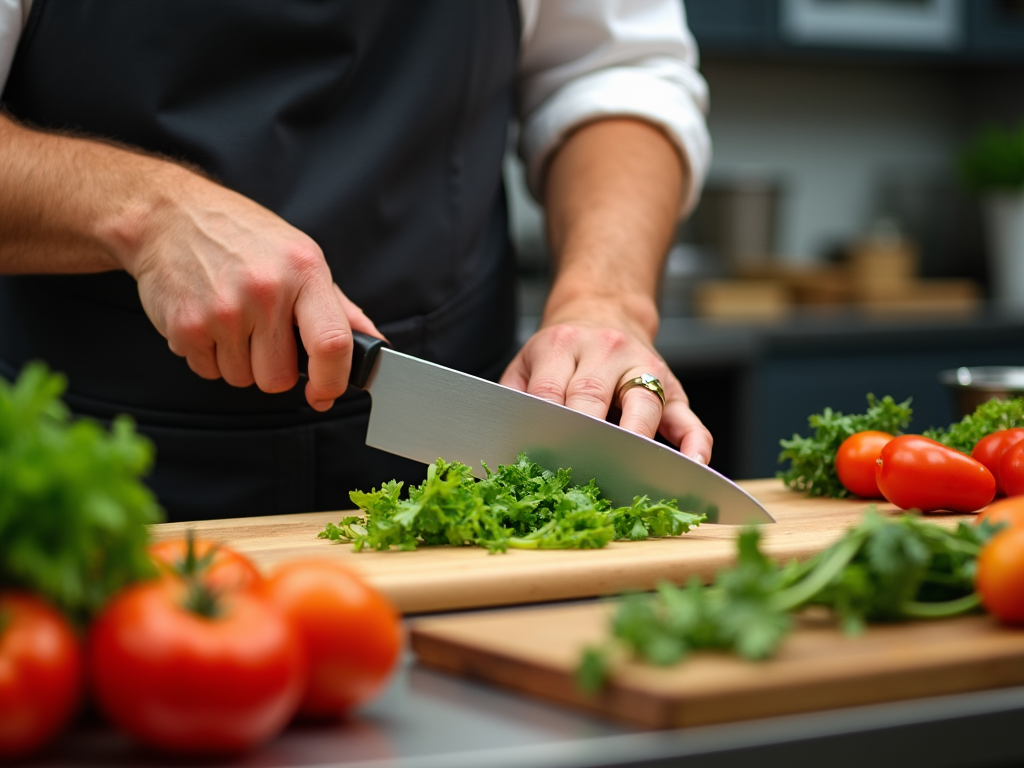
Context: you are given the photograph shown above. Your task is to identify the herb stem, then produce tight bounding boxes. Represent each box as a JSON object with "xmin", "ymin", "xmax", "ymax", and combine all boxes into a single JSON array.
[
  {"xmin": 507, "ymin": 538, "xmax": 541, "ymax": 550},
  {"xmin": 770, "ymin": 532, "xmax": 865, "ymax": 613},
  {"xmin": 901, "ymin": 592, "xmax": 981, "ymax": 619}
]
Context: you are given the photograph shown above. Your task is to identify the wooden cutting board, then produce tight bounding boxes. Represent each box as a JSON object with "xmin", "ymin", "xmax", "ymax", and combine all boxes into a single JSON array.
[
  {"xmin": 410, "ymin": 602, "xmax": 1024, "ymax": 729},
  {"xmin": 150, "ymin": 480, "xmax": 971, "ymax": 614}
]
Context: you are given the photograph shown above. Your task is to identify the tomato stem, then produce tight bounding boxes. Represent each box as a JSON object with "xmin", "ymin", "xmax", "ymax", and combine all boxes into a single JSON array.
[
  {"xmin": 177, "ymin": 530, "xmax": 223, "ymax": 620},
  {"xmin": 174, "ymin": 529, "xmax": 219, "ymax": 579},
  {"xmin": 183, "ymin": 579, "xmax": 222, "ymax": 619}
]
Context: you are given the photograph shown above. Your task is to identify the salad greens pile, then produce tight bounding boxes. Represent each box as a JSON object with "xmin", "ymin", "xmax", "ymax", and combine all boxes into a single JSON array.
[
  {"xmin": 319, "ymin": 454, "xmax": 705, "ymax": 553},
  {"xmin": 777, "ymin": 394, "xmax": 913, "ymax": 498},
  {"xmin": 778, "ymin": 394, "xmax": 1024, "ymax": 498},
  {"xmin": 578, "ymin": 510, "xmax": 995, "ymax": 693},
  {"xmin": 0, "ymin": 363, "xmax": 162, "ymax": 623}
]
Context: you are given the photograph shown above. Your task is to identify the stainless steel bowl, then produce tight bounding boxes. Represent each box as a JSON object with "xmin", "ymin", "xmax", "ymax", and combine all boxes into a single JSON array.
[{"xmin": 939, "ymin": 366, "xmax": 1024, "ymax": 418}]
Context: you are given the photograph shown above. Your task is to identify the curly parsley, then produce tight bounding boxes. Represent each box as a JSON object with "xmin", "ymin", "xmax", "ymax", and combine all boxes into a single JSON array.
[
  {"xmin": 923, "ymin": 397, "xmax": 1024, "ymax": 454},
  {"xmin": 318, "ymin": 454, "xmax": 705, "ymax": 553},
  {"xmin": 777, "ymin": 394, "xmax": 914, "ymax": 498}
]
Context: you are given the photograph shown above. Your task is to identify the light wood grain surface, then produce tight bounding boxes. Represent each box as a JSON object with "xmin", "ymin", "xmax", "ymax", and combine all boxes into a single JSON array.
[
  {"xmin": 410, "ymin": 603, "xmax": 1024, "ymax": 729},
  {"xmin": 150, "ymin": 480, "xmax": 972, "ymax": 614}
]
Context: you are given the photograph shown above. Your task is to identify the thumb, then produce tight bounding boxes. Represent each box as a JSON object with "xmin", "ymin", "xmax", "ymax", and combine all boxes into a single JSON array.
[{"xmin": 295, "ymin": 277, "xmax": 354, "ymax": 410}]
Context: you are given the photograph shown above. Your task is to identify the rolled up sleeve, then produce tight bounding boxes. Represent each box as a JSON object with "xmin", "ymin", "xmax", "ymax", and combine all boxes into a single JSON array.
[
  {"xmin": 0, "ymin": 0, "xmax": 29, "ymax": 95},
  {"xmin": 518, "ymin": 0, "xmax": 711, "ymax": 217}
]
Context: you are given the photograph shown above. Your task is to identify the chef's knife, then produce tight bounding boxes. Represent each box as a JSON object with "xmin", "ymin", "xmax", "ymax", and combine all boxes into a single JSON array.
[{"xmin": 346, "ymin": 332, "xmax": 773, "ymax": 525}]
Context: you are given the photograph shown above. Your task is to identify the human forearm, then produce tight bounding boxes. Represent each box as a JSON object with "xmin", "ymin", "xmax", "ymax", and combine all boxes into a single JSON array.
[
  {"xmin": 502, "ymin": 117, "xmax": 711, "ymax": 461},
  {"xmin": 0, "ymin": 113, "xmax": 379, "ymax": 409},
  {"xmin": 541, "ymin": 117, "xmax": 686, "ymax": 341},
  {"xmin": 0, "ymin": 112, "xmax": 178, "ymax": 274}
]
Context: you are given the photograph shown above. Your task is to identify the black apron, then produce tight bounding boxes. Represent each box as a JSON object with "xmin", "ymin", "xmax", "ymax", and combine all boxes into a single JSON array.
[{"xmin": 0, "ymin": 0, "xmax": 520, "ymax": 521}]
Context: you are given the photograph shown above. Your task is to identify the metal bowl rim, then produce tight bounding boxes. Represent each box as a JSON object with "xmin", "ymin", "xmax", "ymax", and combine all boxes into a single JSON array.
[{"xmin": 938, "ymin": 366, "xmax": 1024, "ymax": 390}]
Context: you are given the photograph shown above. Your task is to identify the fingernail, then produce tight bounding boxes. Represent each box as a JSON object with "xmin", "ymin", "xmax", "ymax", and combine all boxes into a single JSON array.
[
  {"xmin": 690, "ymin": 453, "xmax": 707, "ymax": 465},
  {"xmin": 312, "ymin": 399, "xmax": 335, "ymax": 412}
]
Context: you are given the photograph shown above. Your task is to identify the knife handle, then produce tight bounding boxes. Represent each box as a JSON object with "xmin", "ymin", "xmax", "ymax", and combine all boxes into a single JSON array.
[
  {"xmin": 293, "ymin": 329, "xmax": 389, "ymax": 390},
  {"xmin": 349, "ymin": 331, "xmax": 389, "ymax": 389}
]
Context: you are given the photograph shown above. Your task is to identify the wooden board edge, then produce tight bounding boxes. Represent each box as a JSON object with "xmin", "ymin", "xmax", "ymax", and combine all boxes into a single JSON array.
[
  {"xmin": 411, "ymin": 624, "xmax": 1024, "ymax": 730},
  {"xmin": 409, "ymin": 628, "xmax": 673, "ymax": 729}
]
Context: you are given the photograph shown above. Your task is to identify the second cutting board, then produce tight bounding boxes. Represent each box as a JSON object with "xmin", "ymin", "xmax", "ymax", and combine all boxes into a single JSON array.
[{"xmin": 411, "ymin": 603, "xmax": 1024, "ymax": 729}]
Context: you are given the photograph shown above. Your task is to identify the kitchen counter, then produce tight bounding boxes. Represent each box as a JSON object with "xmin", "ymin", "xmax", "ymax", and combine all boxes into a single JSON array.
[
  {"xmin": 42, "ymin": 473, "xmax": 1024, "ymax": 768},
  {"xmin": 44, "ymin": 617, "xmax": 1024, "ymax": 768}
]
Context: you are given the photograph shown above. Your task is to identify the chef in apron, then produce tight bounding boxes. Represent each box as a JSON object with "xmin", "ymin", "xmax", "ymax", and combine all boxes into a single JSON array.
[{"xmin": 0, "ymin": 0, "xmax": 713, "ymax": 522}]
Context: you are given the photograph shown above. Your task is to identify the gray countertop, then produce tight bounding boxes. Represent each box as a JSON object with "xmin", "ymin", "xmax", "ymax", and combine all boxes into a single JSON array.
[{"xmin": 41, "ymin": 608, "xmax": 1024, "ymax": 768}]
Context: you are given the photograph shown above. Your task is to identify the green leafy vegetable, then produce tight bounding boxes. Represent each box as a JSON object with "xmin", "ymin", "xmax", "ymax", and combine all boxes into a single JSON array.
[
  {"xmin": 318, "ymin": 454, "xmax": 704, "ymax": 553},
  {"xmin": 777, "ymin": 394, "xmax": 913, "ymax": 498},
  {"xmin": 579, "ymin": 511, "xmax": 994, "ymax": 691},
  {"xmin": 959, "ymin": 123, "xmax": 1024, "ymax": 191},
  {"xmin": 923, "ymin": 397, "xmax": 1024, "ymax": 454},
  {"xmin": 0, "ymin": 363, "xmax": 163, "ymax": 623}
]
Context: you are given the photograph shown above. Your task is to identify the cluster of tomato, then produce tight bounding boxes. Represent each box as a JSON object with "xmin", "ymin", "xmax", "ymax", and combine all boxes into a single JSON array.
[
  {"xmin": 835, "ymin": 428, "xmax": 1024, "ymax": 512},
  {"xmin": 0, "ymin": 541, "xmax": 402, "ymax": 759},
  {"xmin": 835, "ymin": 427, "xmax": 1024, "ymax": 626}
]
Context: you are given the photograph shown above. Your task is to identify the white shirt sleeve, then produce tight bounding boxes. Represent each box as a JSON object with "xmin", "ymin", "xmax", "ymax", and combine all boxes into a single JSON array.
[
  {"xmin": 0, "ymin": 0, "xmax": 29, "ymax": 95},
  {"xmin": 517, "ymin": 0, "xmax": 711, "ymax": 216}
]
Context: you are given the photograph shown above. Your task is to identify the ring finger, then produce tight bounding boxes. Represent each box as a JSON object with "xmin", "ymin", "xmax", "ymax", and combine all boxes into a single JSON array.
[{"xmin": 617, "ymin": 370, "xmax": 667, "ymax": 440}]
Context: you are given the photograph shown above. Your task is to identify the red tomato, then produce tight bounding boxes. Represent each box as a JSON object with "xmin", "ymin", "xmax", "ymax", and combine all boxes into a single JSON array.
[
  {"xmin": 149, "ymin": 538, "xmax": 265, "ymax": 595},
  {"xmin": 876, "ymin": 434, "xmax": 996, "ymax": 513},
  {"xmin": 976, "ymin": 527, "xmax": 1024, "ymax": 625},
  {"xmin": 88, "ymin": 578, "xmax": 307, "ymax": 755},
  {"xmin": 0, "ymin": 593, "xmax": 83, "ymax": 759},
  {"xmin": 971, "ymin": 428, "xmax": 1024, "ymax": 495},
  {"xmin": 1000, "ymin": 439, "xmax": 1024, "ymax": 497},
  {"xmin": 265, "ymin": 560, "xmax": 402, "ymax": 718},
  {"xmin": 835, "ymin": 430, "xmax": 894, "ymax": 498},
  {"xmin": 976, "ymin": 496, "xmax": 1024, "ymax": 530}
]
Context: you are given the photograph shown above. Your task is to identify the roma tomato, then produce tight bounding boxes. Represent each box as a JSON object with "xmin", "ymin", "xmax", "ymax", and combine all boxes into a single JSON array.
[
  {"xmin": 876, "ymin": 434, "xmax": 996, "ymax": 513},
  {"xmin": 150, "ymin": 538, "xmax": 264, "ymax": 595},
  {"xmin": 1000, "ymin": 439, "xmax": 1024, "ymax": 497},
  {"xmin": 976, "ymin": 496, "xmax": 1024, "ymax": 531},
  {"xmin": 88, "ymin": 578, "xmax": 307, "ymax": 755},
  {"xmin": 976, "ymin": 527, "xmax": 1024, "ymax": 625},
  {"xmin": 0, "ymin": 593, "xmax": 83, "ymax": 759},
  {"xmin": 835, "ymin": 430, "xmax": 894, "ymax": 498},
  {"xmin": 265, "ymin": 560, "xmax": 402, "ymax": 718},
  {"xmin": 971, "ymin": 428, "xmax": 1024, "ymax": 495}
]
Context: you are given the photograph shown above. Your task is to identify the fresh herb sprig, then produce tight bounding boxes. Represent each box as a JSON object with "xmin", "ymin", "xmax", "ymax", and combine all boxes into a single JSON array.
[
  {"xmin": 0, "ymin": 363, "xmax": 162, "ymax": 623},
  {"xmin": 777, "ymin": 394, "xmax": 913, "ymax": 498},
  {"xmin": 318, "ymin": 454, "xmax": 705, "ymax": 553},
  {"xmin": 923, "ymin": 397, "xmax": 1024, "ymax": 454},
  {"xmin": 578, "ymin": 511, "xmax": 994, "ymax": 693}
]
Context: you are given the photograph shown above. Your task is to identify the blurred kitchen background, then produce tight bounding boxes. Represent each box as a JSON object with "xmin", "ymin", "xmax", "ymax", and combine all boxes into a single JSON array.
[{"xmin": 506, "ymin": 0, "xmax": 1024, "ymax": 480}]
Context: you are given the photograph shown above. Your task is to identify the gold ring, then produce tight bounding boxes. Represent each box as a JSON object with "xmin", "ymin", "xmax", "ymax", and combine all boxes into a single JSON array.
[{"xmin": 618, "ymin": 373, "xmax": 666, "ymax": 407}]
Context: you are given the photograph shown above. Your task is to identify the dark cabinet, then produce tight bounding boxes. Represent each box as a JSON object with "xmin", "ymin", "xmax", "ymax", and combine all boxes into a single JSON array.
[
  {"xmin": 684, "ymin": 0, "xmax": 777, "ymax": 52},
  {"xmin": 966, "ymin": 0, "xmax": 1024, "ymax": 59},
  {"xmin": 684, "ymin": 0, "xmax": 1024, "ymax": 64}
]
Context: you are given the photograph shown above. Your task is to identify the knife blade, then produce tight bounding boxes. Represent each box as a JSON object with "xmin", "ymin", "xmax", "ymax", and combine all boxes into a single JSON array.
[{"xmin": 347, "ymin": 332, "xmax": 773, "ymax": 525}]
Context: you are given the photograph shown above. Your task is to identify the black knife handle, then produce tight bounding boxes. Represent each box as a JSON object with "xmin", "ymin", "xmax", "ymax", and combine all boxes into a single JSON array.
[
  {"xmin": 294, "ymin": 328, "xmax": 389, "ymax": 390},
  {"xmin": 349, "ymin": 331, "xmax": 389, "ymax": 389}
]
